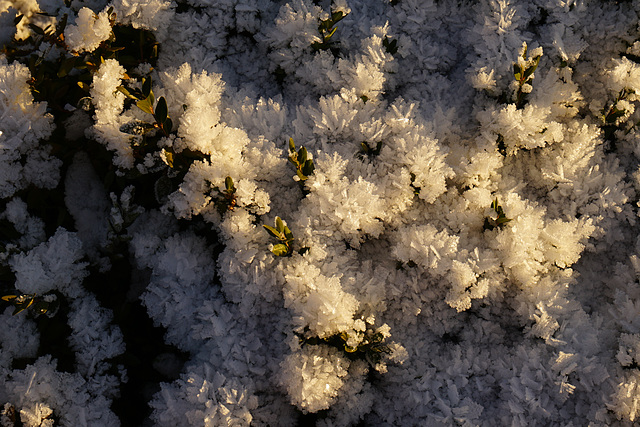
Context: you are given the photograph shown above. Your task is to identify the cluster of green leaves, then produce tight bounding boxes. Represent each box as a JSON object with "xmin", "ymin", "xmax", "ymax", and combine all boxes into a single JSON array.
[
  {"xmin": 117, "ymin": 76, "xmax": 172, "ymax": 137},
  {"xmin": 212, "ymin": 176, "xmax": 237, "ymax": 216},
  {"xmin": 263, "ymin": 216, "xmax": 295, "ymax": 257},
  {"xmin": 311, "ymin": 10, "xmax": 348, "ymax": 55},
  {"xmin": 1, "ymin": 291, "xmax": 58, "ymax": 316},
  {"xmin": 288, "ymin": 138, "xmax": 315, "ymax": 181},
  {"xmin": 297, "ymin": 326, "xmax": 392, "ymax": 368},
  {"xmin": 483, "ymin": 198, "xmax": 512, "ymax": 231},
  {"xmin": 1, "ymin": 7, "xmax": 163, "ymax": 177},
  {"xmin": 512, "ymin": 44, "xmax": 542, "ymax": 109}
]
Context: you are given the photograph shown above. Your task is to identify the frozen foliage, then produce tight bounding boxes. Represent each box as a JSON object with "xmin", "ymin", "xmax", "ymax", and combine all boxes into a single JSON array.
[
  {"xmin": 0, "ymin": 56, "xmax": 58, "ymax": 198},
  {"xmin": 90, "ymin": 58, "xmax": 132, "ymax": 169},
  {"xmin": 9, "ymin": 228, "xmax": 87, "ymax": 297},
  {"xmin": 4, "ymin": 0, "xmax": 640, "ymax": 425},
  {"xmin": 111, "ymin": 0, "xmax": 174, "ymax": 42},
  {"xmin": 1, "ymin": 229, "xmax": 124, "ymax": 426},
  {"xmin": 280, "ymin": 344, "xmax": 350, "ymax": 413},
  {"xmin": 64, "ymin": 7, "xmax": 112, "ymax": 53}
]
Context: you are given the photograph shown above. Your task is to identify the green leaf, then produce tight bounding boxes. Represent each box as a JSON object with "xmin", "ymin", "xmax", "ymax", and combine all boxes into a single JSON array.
[
  {"xmin": 117, "ymin": 85, "xmax": 139, "ymax": 99},
  {"xmin": 263, "ymin": 225, "xmax": 281, "ymax": 239},
  {"xmin": 289, "ymin": 137, "xmax": 296, "ymax": 153},
  {"xmin": 225, "ymin": 176, "xmax": 234, "ymax": 192},
  {"xmin": 271, "ymin": 244, "xmax": 289, "ymax": 256},
  {"xmin": 142, "ymin": 77, "xmax": 152, "ymax": 98},
  {"xmin": 513, "ymin": 64, "xmax": 522, "ymax": 81},
  {"xmin": 496, "ymin": 217, "xmax": 512, "ymax": 226},
  {"xmin": 326, "ymin": 26, "xmax": 338, "ymax": 40},
  {"xmin": 56, "ymin": 13, "xmax": 68, "ymax": 33},
  {"xmin": 136, "ymin": 97, "xmax": 154, "ymax": 115},
  {"xmin": 302, "ymin": 159, "xmax": 315, "ymax": 176},
  {"xmin": 275, "ymin": 216, "xmax": 284, "ymax": 233},
  {"xmin": 284, "ymin": 226, "xmax": 294, "ymax": 241},
  {"xmin": 77, "ymin": 81, "xmax": 90, "ymax": 92},
  {"xmin": 155, "ymin": 96, "xmax": 168, "ymax": 124},
  {"xmin": 331, "ymin": 11, "xmax": 344, "ymax": 23},
  {"xmin": 163, "ymin": 117, "xmax": 173, "ymax": 134},
  {"xmin": 29, "ymin": 23, "xmax": 45, "ymax": 35},
  {"xmin": 298, "ymin": 146, "xmax": 307, "ymax": 164}
]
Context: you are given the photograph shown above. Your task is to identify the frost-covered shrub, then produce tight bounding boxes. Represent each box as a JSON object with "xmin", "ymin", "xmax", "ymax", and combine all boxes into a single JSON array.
[{"xmin": 3, "ymin": 0, "xmax": 640, "ymax": 425}]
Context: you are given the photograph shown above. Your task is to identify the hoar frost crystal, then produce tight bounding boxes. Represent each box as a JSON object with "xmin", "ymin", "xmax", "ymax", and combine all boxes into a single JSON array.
[{"xmin": 2, "ymin": 0, "xmax": 640, "ymax": 426}]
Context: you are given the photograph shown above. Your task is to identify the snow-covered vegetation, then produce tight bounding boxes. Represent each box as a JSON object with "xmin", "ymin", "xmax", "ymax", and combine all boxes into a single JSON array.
[{"xmin": 1, "ymin": 0, "xmax": 640, "ymax": 425}]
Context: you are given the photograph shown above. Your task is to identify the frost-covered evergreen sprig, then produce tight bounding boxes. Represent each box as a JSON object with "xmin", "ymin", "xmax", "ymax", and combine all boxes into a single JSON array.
[
  {"xmin": 511, "ymin": 42, "xmax": 542, "ymax": 109},
  {"xmin": 263, "ymin": 216, "xmax": 295, "ymax": 256},
  {"xmin": 311, "ymin": 9, "xmax": 348, "ymax": 55},
  {"xmin": 483, "ymin": 197, "xmax": 512, "ymax": 231},
  {"xmin": 288, "ymin": 138, "xmax": 315, "ymax": 181}
]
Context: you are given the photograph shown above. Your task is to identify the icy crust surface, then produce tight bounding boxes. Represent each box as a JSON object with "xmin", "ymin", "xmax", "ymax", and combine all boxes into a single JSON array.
[{"xmin": 3, "ymin": 0, "xmax": 640, "ymax": 425}]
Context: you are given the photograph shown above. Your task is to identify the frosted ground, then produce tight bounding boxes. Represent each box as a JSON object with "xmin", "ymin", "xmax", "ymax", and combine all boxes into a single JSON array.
[{"xmin": 2, "ymin": 0, "xmax": 640, "ymax": 425}]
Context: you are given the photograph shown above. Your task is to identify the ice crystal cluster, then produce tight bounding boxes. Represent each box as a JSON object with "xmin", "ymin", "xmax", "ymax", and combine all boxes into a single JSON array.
[{"xmin": 2, "ymin": 0, "xmax": 640, "ymax": 425}]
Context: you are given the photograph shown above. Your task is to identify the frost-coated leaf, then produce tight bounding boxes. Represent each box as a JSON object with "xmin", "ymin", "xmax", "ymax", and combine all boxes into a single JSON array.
[{"xmin": 523, "ymin": 59, "xmax": 539, "ymax": 80}]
